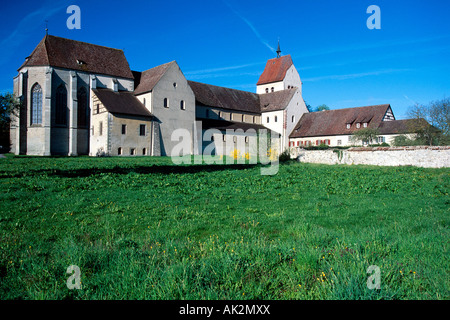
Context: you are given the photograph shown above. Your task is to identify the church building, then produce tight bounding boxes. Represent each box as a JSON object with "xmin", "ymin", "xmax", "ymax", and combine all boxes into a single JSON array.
[
  {"xmin": 10, "ymin": 35, "xmax": 308, "ymax": 157},
  {"xmin": 10, "ymin": 35, "xmax": 417, "ymax": 157}
]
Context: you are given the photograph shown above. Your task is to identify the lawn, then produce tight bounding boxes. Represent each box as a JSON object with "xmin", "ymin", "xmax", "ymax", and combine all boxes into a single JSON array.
[{"xmin": 0, "ymin": 155, "xmax": 448, "ymax": 299}]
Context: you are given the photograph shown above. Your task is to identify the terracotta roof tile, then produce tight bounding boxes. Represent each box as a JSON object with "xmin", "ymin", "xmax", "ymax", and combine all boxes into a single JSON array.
[
  {"xmin": 257, "ymin": 55, "xmax": 293, "ymax": 85},
  {"xmin": 20, "ymin": 35, "xmax": 134, "ymax": 79}
]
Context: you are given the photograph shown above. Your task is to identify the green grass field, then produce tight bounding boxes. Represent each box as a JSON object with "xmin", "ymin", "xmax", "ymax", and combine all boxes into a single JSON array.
[{"xmin": 0, "ymin": 155, "xmax": 448, "ymax": 299}]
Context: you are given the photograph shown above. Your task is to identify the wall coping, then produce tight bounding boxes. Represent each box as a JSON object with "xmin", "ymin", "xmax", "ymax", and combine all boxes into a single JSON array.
[{"xmin": 347, "ymin": 146, "xmax": 450, "ymax": 152}]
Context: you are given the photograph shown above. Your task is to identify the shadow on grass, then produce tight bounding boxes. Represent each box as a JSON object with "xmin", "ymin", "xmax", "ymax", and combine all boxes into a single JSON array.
[{"xmin": 1, "ymin": 162, "xmax": 262, "ymax": 179}]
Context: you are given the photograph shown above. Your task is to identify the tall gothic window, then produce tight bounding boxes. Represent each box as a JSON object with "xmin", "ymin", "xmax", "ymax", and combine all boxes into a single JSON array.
[
  {"xmin": 31, "ymin": 83, "xmax": 42, "ymax": 125},
  {"xmin": 77, "ymin": 87, "xmax": 88, "ymax": 127},
  {"xmin": 55, "ymin": 85, "xmax": 67, "ymax": 125}
]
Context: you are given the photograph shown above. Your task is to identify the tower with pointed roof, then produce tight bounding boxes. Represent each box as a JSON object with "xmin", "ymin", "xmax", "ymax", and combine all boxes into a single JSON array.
[
  {"xmin": 256, "ymin": 45, "xmax": 302, "ymax": 95},
  {"xmin": 256, "ymin": 43, "xmax": 309, "ymax": 152}
]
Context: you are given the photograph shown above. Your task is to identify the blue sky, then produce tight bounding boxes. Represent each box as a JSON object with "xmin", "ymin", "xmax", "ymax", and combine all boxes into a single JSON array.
[{"xmin": 0, "ymin": 0, "xmax": 449, "ymax": 119}]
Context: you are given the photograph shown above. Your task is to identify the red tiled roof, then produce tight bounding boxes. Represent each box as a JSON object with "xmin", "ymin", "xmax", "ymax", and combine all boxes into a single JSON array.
[
  {"xmin": 133, "ymin": 61, "xmax": 175, "ymax": 95},
  {"xmin": 290, "ymin": 104, "xmax": 393, "ymax": 138},
  {"xmin": 19, "ymin": 35, "xmax": 134, "ymax": 79},
  {"xmin": 92, "ymin": 88, "xmax": 152, "ymax": 117},
  {"xmin": 256, "ymin": 55, "xmax": 293, "ymax": 85}
]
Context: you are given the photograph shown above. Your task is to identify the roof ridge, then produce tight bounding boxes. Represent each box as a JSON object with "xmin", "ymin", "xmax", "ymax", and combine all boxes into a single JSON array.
[
  {"xmin": 134, "ymin": 61, "xmax": 176, "ymax": 95},
  {"xmin": 46, "ymin": 35, "xmax": 125, "ymax": 52},
  {"xmin": 18, "ymin": 36, "xmax": 49, "ymax": 70},
  {"xmin": 140, "ymin": 60, "xmax": 175, "ymax": 74},
  {"xmin": 20, "ymin": 35, "xmax": 134, "ymax": 79},
  {"xmin": 318, "ymin": 104, "xmax": 390, "ymax": 113},
  {"xmin": 257, "ymin": 54, "xmax": 294, "ymax": 86},
  {"xmin": 187, "ymin": 80, "xmax": 259, "ymax": 96}
]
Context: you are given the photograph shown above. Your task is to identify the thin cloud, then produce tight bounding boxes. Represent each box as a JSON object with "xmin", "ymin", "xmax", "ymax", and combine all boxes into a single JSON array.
[
  {"xmin": 187, "ymin": 71, "xmax": 261, "ymax": 81},
  {"xmin": 303, "ymin": 68, "xmax": 410, "ymax": 82},
  {"xmin": 0, "ymin": 2, "xmax": 66, "ymax": 64},
  {"xmin": 403, "ymin": 95, "xmax": 418, "ymax": 105},
  {"xmin": 184, "ymin": 63, "xmax": 260, "ymax": 76},
  {"xmin": 296, "ymin": 35, "xmax": 450, "ymax": 60},
  {"xmin": 184, "ymin": 60, "xmax": 265, "ymax": 81},
  {"xmin": 222, "ymin": 0, "xmax": 275, "ymax": 54}
]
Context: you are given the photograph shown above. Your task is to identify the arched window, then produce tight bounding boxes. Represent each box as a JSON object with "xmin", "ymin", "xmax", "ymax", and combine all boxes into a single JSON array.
[
  {"xmin": 31, "ymin": 83, "xmax": 42, "ymax": 125},
  {"xmin": 55, "ymin": 85, "xmax": 67, "ymax": 125},
  {"xmin": 77, "ymin": 87, "xmax": 88, "ymax": 127}
]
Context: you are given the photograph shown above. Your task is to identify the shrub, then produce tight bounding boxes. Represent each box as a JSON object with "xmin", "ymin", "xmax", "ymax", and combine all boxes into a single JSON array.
[
  {"xmin": 278, "ymin": 149, "xmax": 291, "ymax": 162},
  {"xmin": 96, "ymin": 148, "xmax": 110, "ymax": 157},
  {"xmin": 304, "ymin": 143, "xmax": 330, "ymax": 150}
]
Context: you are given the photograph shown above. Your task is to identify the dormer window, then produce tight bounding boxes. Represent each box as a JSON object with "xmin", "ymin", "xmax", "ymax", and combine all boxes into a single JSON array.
[
  {"xmin": 346, "ymin": 123, "xmax": 351, "ymax": 129},
  {"xmin": 356, "ymin": 123, "xmax": 361, "ymax": 128},
  {"xmin": 76, "ymin": 59, "xmax": 86, "ymax": 66},
  {"xmin": 363, "ymin": 122, "xmax": 368, "ymax": 128}
]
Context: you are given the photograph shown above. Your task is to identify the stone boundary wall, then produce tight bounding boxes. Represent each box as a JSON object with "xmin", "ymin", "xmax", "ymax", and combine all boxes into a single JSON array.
[{"xmin": 293, "ymin": 146, "xmax": 450, "ymax": 168}]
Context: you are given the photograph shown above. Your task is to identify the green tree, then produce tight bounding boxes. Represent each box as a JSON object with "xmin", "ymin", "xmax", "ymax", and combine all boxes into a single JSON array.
[
  {"xmin": 392, "ymin": 134, "xmax": 418, "ymax": 147},
  {"xmin": 315, "ymin": 104, "xmax": 330, "ymax": 112},
  {"xmin": 0, "ymin": 92, "xmax": 20, "ymax": 152},
  {"xmin": 428, "ymin": 98, "xmax": 449, "ymax": 136},
  {"xmin": 304, "ymin": 100, "xmax": 314, "ymax": 113},
  {"xmin": 406, "ymin": 101, "xmax": 447, "ymax": 146},
  {"xmin": 350, "ymin": 128, "xmax": 380, "ymax": 146},
  {"xmin": 0, "ymin": 92, "xmax": 20, "ymax": 128}
]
